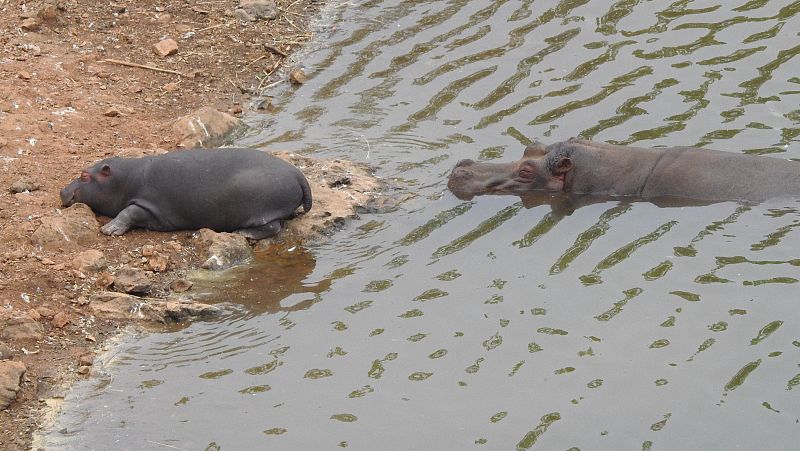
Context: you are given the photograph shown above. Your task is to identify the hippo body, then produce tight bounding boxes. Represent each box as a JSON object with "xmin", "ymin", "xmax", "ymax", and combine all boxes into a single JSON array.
[
  {"xmin": 448, "ymin": 139, "xmax": 800, "ymax": 203},
  {"xmin": 61, "ymin": 149, "xmax": 312, "ymax": 238}
]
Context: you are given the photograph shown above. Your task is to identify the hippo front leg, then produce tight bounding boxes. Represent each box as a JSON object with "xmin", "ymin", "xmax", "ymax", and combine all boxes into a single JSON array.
[{"xmin": 101, "ymin": 204, "xmax": 156, "ymax": 236}]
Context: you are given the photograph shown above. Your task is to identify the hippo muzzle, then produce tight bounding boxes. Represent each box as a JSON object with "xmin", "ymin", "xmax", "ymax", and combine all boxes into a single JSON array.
[
  {"xmin": 60, "ymin": 181, "xmax": 79, "ymax": 207},
  {"xmin": 447, "ymin": 159, "xmax": 534, "ymax": 200}
]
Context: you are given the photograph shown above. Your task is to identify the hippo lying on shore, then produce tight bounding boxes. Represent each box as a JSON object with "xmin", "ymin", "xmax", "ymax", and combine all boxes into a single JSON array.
[
  {"xmin": 61, "ymin": 149, "xmax": 312, "ymax": 238},
  {"xmin": 448, "ymin": 139, "xmax": 800, "ymax": 203}
]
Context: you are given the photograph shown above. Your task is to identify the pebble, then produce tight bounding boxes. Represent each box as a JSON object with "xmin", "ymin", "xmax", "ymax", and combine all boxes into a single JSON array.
[{"xmin": 153, "ymin": 38, "xmax": 179, "ymax": 57}]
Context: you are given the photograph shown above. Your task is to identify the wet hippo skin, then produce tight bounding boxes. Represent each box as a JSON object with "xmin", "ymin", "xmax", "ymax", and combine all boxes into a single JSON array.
[
  {"xmin": 61, "ymin": 148, "xmax": 312, "ymax": 239},
  {"xmin": 448, "ymin": 138, "xmax": 800, "ymax": 203}
]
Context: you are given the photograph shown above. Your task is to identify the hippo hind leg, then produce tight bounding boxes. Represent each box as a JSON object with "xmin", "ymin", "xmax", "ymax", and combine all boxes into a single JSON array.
[{"xmin": 236, "ymin": 220, "xmax": 281, "ymax": 240}]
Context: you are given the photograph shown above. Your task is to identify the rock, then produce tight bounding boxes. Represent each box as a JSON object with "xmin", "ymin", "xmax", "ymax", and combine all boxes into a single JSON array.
[
  {"xmin": 196, "ymin": 229, "xmax": 252, "ymax": 270},
  {"xmin": 0, "ymin": 137, "xmax": 7, "ymax": 148},
  {"xmin": 141, "ymin": 245, "xmax": 158, "ymax": 257},
  {"xmin": 154, "ymin": 299, "xmax": 223, "ymax": 323},
  {"xmin": 9, "ymin": 177, "xmax": 41, "ymax": 193},
  {"xmin": 31, "ymin": 203, "xmax": 100, "ymax": 251},
  {"xmin": 21, "ymin": 17, "xmax": 41, "ymax": 31},
  {"xmin": 52, "ymin": 312, "xmax": 71, "ymax": 328},
  {"xmin": 153, "ymin": 38, "xmax": 178, "ymax": 57},
  {"xmin": 96, "ymin": 272, "xmax": 115, "ymax": 289},
  {"xmin": 146, "ymin": 253, "xmax": 169, "ymax": 272},
  {"xmin": 0, "ymin": 361, "xmax": 26, "ymax": 410},
  {"xmin": 36, "ymin": 307, "xmax": 55, "ymax": 318},
  {"xmin": 233, "ymin": 9, "xmax": 254, "ymax": 22},
  {"xmin": 157, "ymin": 13, "xmax": 172, "ymax": 24},
  {"xmin": 27, "ymin": 309, "xmax": 41, "ymax": 321},
  {"xmin": 76, "ymin": 366, "xmax": 90, "ymax": 375},
  {"xmin": 89, "ymin": 292, "xmax": 220, "ymax": 323},
  {"xmin": 0, "ymin": 312, "xmax": 44, "ymax": 341},
  {"xmin": 103, "ymin": 107, "xmax": 121, "ymax": 117},
  {"xmin": 78, "ymin": 354, "xmax": 93, "ymax": 366},
  {"xmin": 169, "ymin": 278, "xmax": 193, "ymax": 293},
  {"xmin": 38, "ymin": 4, "xmax": 61, "ymax": 23},
  {"xmin": 238, "ymin": 0, "xmax": 278, "ymax": 20},
  {"xmin": 0, "ymin": 342, "xmax": 13, "ymax": 360},
  {"xmin": 113, "ymin": 267, "xmax": 151, "ymax": 294},
  {"xmin": 72, "ymin": 249, "xmax": 106, "ymax": 273},
  {"xmin": 163, "ymin": 82, "xmax": 179, "ymax": 93},
  {"xmin": 171, "ymin": 106, "xmax": 245, "ymax": 148},
  {"xmin": 289, "ymin": 68, "xmax": 307, "ymax": 85}
]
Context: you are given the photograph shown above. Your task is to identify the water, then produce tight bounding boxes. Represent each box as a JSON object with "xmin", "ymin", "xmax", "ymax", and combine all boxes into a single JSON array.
[{"xmin": 45, "ymin": 1, "xmax": 800, "ymax": 449}]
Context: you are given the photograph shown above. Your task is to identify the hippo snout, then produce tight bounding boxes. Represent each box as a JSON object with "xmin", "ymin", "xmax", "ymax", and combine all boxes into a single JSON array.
[
  {"xmin": 60, "ymin": 183, "xmax": 78, "ymax": 207},
  {"xmin": 455, "ymin": 158, "xmax": 475, "ymax": 168}
]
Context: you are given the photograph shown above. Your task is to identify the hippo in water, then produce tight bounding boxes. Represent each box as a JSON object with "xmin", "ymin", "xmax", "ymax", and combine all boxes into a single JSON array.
[
  {"xmin": 448, "ymin": 139, "xmax": 800, "ymax": 203},
  {"xmin": 61, "ymin": 148, "xmax": 312, "ymax": 239}
]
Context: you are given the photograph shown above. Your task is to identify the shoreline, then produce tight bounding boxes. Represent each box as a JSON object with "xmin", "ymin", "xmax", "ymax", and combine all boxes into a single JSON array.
[{"xmin": 0, "ymin": 1, "xmax": 388, "ymax": 448}]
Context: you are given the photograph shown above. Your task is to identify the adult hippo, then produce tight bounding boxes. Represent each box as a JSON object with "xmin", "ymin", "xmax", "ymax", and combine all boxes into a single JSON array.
[
  {"xmin": 61, "ymin": 148, "xmax": 312, "ymax": 239},
  {"xmin": 448, "ymin": 139, "xmax": 800, "ymax": 203}
]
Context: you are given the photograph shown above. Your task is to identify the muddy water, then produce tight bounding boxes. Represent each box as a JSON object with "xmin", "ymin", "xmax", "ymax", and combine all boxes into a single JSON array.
[{"xmin": 46, "ymin": 1, "xmax": 800, "ymax": 449}]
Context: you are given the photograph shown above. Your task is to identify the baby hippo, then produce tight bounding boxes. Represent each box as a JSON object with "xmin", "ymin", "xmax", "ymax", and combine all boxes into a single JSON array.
[{"xmin": 61, "ymin": 148, "xmax": 312, "ymax": 239}]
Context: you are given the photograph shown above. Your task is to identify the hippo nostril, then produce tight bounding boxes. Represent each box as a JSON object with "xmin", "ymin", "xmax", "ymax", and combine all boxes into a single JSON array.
[{"xmin": 455, "ymin": 159, "xmax": 475, "ymax": 168}]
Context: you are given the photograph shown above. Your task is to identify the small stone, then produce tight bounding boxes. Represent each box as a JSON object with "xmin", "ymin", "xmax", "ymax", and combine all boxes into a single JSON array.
[
  {"xmin": 72, "ymin": 249, "xmax": 106, "ymax": 273},
  {"xmin": 103, "ymin": 107, "xmax": 121, "ymax": 117},
  {"xmin": 27, "ymin": 309, "xmax": 41, "ymax": 321},
  {"xmin": 36, "ymin": 307, "xmax": 55, "ymax": 318},
  {"xmin": 163, "ymin": 82, "xmax": 179, "ymax": 93},
  {"xmin": 113, "ymin": 267, "xmax": 152, "ymax": 294},
  {"xmin": 233, "ymin": 9, "xmax": 254, "ymax": 22},
  {"xmin": 169, "ymin": 279, "xmax": 193, "ymax": 293},
  {"xmin": 238, "ymin": 0, "xmax": 278, "ymax": 20},
  {"xmin": 141, "ymin": 245, "xmax": 157, "ymax": 257},
  {"xmin": 0, "ymin": 361, "xmax": 26, "ymax": 409},
  {"xmin": 96, "ymin": 272, "xmax": 115, "ymax": 289},
  {"xmin": 85, "ymin": 334, "xmax": 96, "ymax": 342},
  {"xmin": 146, "ymin": 253, "xmax": 169, "ymax": 272},
  {"xmin": 9, "ymin": 177, "xmax": 40, "ymax": 193},
  {"xmin": 153, "ymin": 38, "xmax": 179, "ymax": 57},
  {"xmin": 37, "ymin": 4, "xmax": 60, "ymax": 22},
  {"xmin": 0, "ymin": 137, "xmax": 7, "ymax": 148},
  {"xmin": 76, "ymin": 366, "xmax": 90, "ymax": 375},
  {"xmin": 289, "ymin": 68, "xmax": 307, "ymax": 85},
  {"xmin": 165, "ymin": 241, "xmax": 182, "ymax": 252},
  {"xmin": 17, "ymin": 71, "xmax": 32, "ymax": 80},
  {"xmin": 78, "ymin": 354, "xmax": 94, "ymax": 366},
  {"xmin": 157, "ymin": 13, "xmax": 172, "ymax": 24},
  {"xmin": 0, "ymin": 312, "xmax": 44, "ymax": 341},
  {"xmin": 52, "ymin": 312, "xmax": 71, "ymax": 328},
  {"xmin": 21, "ymin": 17, "xmax": 41, "ymax": 31},
  {"xmin": 0, "ymin": 342, "xmax": 13, "ymax": 360}
]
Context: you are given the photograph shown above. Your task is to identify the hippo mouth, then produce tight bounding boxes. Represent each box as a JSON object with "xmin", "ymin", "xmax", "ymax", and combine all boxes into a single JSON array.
[
  {"xmin": 60, "ymin": 186, "xmax": 78, "ymax": 207},
  {"xmin": 447, "ymin": 159, "xmax": 526, "ymax": 199}
]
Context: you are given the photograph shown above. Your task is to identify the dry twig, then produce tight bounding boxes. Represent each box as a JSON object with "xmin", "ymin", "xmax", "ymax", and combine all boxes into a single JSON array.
[{"xmin": 99, "ymin": 59, "xmax": 185, "ymax": 77}]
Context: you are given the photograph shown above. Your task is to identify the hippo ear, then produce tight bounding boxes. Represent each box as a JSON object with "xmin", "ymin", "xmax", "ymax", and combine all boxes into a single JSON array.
[
  {"xmin": 552, "ymin": 156, "xmax": 573, "ymax": 176},
  {"xmin": 523, "ymin": 142, "xmax": 549, "ymax": 158},
  {"xmin": 99, "ymin": 164, "xmax": 112, "ymax": 177}
]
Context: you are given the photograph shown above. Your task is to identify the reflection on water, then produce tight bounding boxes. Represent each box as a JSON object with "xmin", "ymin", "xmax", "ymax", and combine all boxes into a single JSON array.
[
  {"xmin": 189, "ymin": 244, "xmax": 329, "ymax": 315},
  {"xmin": 45, "ymin": 0, "xmax": 800, "ymax": 449}
]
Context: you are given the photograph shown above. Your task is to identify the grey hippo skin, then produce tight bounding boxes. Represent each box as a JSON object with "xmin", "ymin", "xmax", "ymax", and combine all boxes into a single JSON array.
[
  {"xmin": 61, "ymin": 148, "xmax": 312, "ymax": 239},
  {"xmin": 448, "ymin": 138, "xmax": 800, "ymax": 203}
]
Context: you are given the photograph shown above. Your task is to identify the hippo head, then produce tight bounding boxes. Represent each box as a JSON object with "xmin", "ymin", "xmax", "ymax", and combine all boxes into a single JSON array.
[
  {"xmin": 61, "ymin": 158, "xmax": 126, "ymax": 217},
  {"xmin": 447, "ymin": 142, "xmax": 572, "ymax": 200}
]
